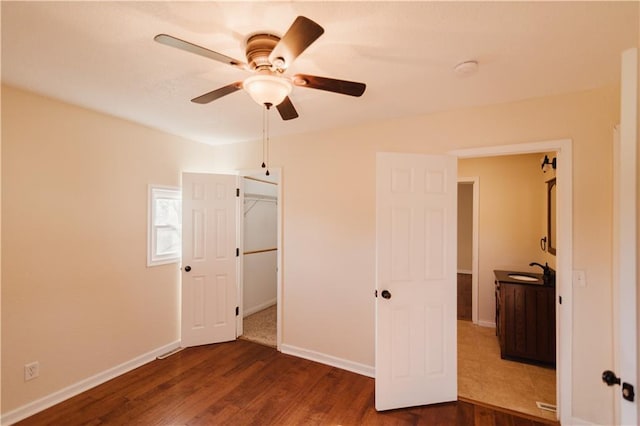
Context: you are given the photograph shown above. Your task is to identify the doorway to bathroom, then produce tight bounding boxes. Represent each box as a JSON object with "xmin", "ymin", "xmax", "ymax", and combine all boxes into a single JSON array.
[{"xmin": 452, "ymin": 139, "xmax": 572, "ymax": 424}]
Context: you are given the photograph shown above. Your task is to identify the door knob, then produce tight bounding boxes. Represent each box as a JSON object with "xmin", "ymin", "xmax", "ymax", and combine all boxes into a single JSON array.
[
  {"xmin": 381, "ymin": 290, "xmax": 392, "ymax": 299},
  {"xmin": 602, "ymin": 370, "xmax": 621, "ymax": 386},
  {"xmin": 602, "ymin": 370, "xmax": 635, "ymax": 402},
  {"xmin": 184, "ymin": 265, "xmax": 191, "ymax": 272}
]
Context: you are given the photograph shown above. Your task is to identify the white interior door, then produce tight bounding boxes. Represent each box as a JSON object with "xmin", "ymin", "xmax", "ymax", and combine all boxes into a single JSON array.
[
  {"xmin": 181, "ymin": 172, "xmax": 238, "ymax": 348},
  {"xmin": 613, "ymin": 47, "xmax": 638, "ymax": 425},
  {"xmin": 375, "ymin": 152, "xmax": 457, "ymax": 411}
]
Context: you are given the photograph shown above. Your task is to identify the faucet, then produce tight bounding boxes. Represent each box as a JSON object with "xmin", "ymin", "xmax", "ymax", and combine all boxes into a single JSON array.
[{"xmin": 530, "ymin": 262, "xmax": 553, "ymax": 281}]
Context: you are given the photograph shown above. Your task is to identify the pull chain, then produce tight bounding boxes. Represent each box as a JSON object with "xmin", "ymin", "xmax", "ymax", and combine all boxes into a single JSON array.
[
  {"xmin": 266, "ymin": 104, "xmax": 271, "ymax": 176},
  {"xmin": 261, "ymin": 105, "xmax": 266, "ymax": 169},
  {"xmin": 263, "ymin": 103, "xmax": 272, "ymax": 176}
]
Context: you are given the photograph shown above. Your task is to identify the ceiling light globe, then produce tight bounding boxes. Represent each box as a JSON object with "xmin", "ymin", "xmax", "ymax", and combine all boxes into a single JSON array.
[{"xmin": 243, "ymin": 74, "xmax": 292, "ymax": 107}]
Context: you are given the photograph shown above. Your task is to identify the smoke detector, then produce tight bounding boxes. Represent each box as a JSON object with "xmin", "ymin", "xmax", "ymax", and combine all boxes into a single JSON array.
[{"xmin": 454, "ymin": 60, "xmax": 479, "ymax": 77}]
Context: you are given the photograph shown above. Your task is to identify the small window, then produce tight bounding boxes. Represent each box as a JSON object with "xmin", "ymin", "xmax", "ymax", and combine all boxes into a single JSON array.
[{"xmin": 148, "ymin": 186, "xmax": 181, "ymax": 266}]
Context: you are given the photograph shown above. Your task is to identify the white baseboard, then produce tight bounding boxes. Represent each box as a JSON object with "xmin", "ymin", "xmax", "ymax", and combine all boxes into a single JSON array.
[
  {"xmin": 281, "ymin": 344, "xmax": 375, "ymax": 378},
  {"xmin": 567, "ymin": 416, "xmax": 595, "ymax": 425},
  {"xmin": 477, "ymin": 320, "xmax": 496, "ymax": 328},
  {"xmin": 1, "ymin": 340, "xmax": 181, "ymax": 426},
  {"xmin": 243, "ymin": 298, "xmax": 276, "ymax": 317}
]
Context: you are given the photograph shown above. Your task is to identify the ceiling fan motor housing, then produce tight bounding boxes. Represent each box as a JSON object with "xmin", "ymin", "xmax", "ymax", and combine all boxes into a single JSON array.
[{"xmin": 246, "ymin": 33, "xmax": 281, "ymax": 71}]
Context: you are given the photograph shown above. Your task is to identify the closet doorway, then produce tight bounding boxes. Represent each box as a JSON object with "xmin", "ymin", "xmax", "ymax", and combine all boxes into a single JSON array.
[{"xmin": 239, "ymin": 171, "xmax": 281, "ymax": 349}]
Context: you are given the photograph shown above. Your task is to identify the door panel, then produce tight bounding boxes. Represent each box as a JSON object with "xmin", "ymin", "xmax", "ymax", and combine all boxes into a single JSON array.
[
  {"xmin": 376, "ymin": 153, "xmax": 457, "ymax": 411},
  {"xmin": 182, "ymin": 173, "xmax": 237, "ymax": 347}
]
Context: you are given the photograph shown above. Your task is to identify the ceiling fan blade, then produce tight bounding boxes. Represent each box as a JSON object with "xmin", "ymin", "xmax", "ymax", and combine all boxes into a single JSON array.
[
  {"xmin": 154, "ymin": 34, "xmax": 248, "ymax": 70},
  {"xmin": 269, "ymin": 16, "xmax": 324, "ymax": 70},
  {"xmin": 293, "ymin": 74, "xmax": 366, "ymax": 97},
  {"xmin": 191, "ymin": 83, "xmax": 242, "ymax": 104},
  {"xmin": 276, "ymin": 97, "xmax": 299, "ymax": 120}
]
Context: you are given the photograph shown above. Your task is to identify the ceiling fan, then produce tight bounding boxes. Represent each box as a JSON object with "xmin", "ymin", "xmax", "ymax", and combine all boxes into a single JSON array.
[{"xmin": 154, "ymin": 16, "xmax": 366, "ymax": 120}]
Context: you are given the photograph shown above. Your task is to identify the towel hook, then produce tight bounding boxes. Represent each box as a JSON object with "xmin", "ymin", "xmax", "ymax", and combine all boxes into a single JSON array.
[{"xmin": 540, "ymin": 236, "xmax": 547, "ymax": 251}]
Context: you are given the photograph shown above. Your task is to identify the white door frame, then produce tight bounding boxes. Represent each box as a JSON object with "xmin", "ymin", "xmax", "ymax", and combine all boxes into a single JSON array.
[
  {"xmin": 613, "ymin": 46, "xmax": 638, "ymax": 425},
  {"xmin": 236, "ymin": 168, "xmax": 283, "ymax": 351},
  {"xmin": 450, "ymin": 138, "xmax": 572, "ymax": 424},
  {"xmin": 457, "ymin": 177, "xmax": 480, "ymax": 325}
]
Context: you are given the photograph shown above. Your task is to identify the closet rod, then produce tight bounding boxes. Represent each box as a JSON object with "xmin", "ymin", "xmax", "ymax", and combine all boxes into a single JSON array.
[
  {"xmin": 244, "ymin": 176, "xmax": 277, "ymax": 186},
  {"xmin": 244, "ymin": 193, "xmax": 277, "ymax": 201},
  {"xmin": 243, "ymin": 247, "xmax": 277, "ymax": 255}
]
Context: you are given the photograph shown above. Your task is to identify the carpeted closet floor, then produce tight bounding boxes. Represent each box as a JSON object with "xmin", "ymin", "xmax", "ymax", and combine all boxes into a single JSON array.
[{"xmin": 240, "ymin": 305, "xmax": 277, "ymax": 348}]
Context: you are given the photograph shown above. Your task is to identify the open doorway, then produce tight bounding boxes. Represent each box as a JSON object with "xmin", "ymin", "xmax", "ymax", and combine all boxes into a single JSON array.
[
  {"xmin": 239, "ymin": 172, "xmax": 280, "ymax": 348},
  {"xmin": 452, "ymin": 140, "xmax": 572, "ymax": 424},
  {"xmin": 456, "ymin": 154, "xmax": 557, "ymax": 422},
  {"xmin": 456, "ymin": 180, "xmax": 477, "ymax": 323}
]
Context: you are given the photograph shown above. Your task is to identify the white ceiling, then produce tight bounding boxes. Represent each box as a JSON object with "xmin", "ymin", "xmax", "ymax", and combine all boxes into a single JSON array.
[{"xmin": 2, "ymin": 1, "xmax": 638, "ymax": 145}]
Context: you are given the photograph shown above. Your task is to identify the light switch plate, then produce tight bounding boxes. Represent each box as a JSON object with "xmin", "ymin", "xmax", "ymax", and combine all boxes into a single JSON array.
[{"xmin": 573, "ymin": 270, "xmax": 587, "ymax": 288}]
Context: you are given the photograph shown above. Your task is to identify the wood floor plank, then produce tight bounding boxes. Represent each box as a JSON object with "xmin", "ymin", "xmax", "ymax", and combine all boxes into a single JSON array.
[
  {"xmin": 458, "ymin": 273, "xmax": 473, "ymax": 321},
  {"xmin": 15, "ymin": 340, "xmax": 560, "ymax": 426},
  {"xmin": 456, "ymin": 400, "xmax": 476, "ymax": 426},
  {"xmin": 475, "ymin": 405, "xmax": 498, "ymax": 426},
  {"xmin": 493, "ymin": 410, "xmax": 517, "ymax": 426}
]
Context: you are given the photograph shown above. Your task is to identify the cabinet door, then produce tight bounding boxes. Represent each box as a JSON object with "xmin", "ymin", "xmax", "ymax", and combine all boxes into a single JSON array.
[
  {"xmin": 537, "ymin": 287, "xmax": 556, "ymax": 363},
  {"xmin": 500, "ymin": 284, "xmax": 555, "ymax": 365}
]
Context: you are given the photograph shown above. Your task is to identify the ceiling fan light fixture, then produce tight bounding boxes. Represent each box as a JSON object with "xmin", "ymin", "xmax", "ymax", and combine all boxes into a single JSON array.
[{"xmin": 243, "ymin": 74, "xmax": 292, "ymax": 106}]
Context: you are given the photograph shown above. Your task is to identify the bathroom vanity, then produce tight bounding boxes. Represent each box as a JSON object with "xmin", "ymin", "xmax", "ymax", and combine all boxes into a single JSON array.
[{"xmin": 494, "ymin": 270, "xmax": 556, "ymax": 366}]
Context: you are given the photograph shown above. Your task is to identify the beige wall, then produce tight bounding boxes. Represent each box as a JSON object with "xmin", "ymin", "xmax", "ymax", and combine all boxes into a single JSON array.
[
  {"xmin": 458, "ymin": 154, "xmax": 546, "ymax": 325},
  {"xmin": 457, "ymin": 183, "xmax": 473, "ymax": 272},
  {"xmin": 1, "ymin": 85, "xmax": 225, "ymax": 413},
  {"xmin": 1, "ymin": 82, "xmax": 622, "ymax": 424}
]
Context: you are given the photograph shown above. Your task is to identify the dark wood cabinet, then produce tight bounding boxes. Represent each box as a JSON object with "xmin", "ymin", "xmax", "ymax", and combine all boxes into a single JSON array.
[{"xmin": 495, "ymin": 278, "xmax": 556, "ymax": 366}]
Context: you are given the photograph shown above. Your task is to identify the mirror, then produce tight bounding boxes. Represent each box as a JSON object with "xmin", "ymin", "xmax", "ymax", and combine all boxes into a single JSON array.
[{"xmin": 547, "ymin": 178, "xmax": 556, "ymax": 255}]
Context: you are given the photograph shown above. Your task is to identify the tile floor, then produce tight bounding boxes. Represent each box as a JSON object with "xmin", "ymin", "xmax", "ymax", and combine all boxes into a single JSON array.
[{"xmin": 457, "ymin": 320, "xmax": 557, "ymax": 422}]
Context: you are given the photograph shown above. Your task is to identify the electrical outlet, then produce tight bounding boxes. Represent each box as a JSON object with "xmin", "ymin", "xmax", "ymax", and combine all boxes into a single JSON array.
[{"xmin": 24, "ymin": 361, "xmax": 39, "ymax": 381}]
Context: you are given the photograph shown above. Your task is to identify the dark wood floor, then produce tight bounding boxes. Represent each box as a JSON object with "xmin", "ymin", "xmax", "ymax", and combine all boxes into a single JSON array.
[
  {"xmin": 16, "ymin": 339, "xmax": 558, "ymax": 425},
  {"xmin": 458, "ymin": 273, "xmax": 472, "ymax": 321}
]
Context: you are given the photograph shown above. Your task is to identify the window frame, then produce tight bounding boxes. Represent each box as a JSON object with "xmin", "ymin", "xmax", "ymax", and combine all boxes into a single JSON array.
[{"xmin": 147, "ymin": 185, "xmax": 182, "ymax": 267}]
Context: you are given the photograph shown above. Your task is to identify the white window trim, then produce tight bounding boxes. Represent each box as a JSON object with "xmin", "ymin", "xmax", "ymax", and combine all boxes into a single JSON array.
[{"xmin": 147, "ymin": 185, "xmax": 181, "ymax": 267}]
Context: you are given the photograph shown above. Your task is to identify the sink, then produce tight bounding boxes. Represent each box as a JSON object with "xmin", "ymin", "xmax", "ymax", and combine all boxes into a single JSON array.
[{"xmin": 507, "ymin": 274, "xmax": 539, "ymax": 282}]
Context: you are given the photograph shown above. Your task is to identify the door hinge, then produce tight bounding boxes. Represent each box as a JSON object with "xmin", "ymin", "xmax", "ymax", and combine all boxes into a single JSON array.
[
  {"xmin": 236, "ymin": 248, "xmax": 239, "ymax": 257},
  {"xmin": 235, "ymin": 306, "xmax": 239, "ymax": 316},
  {"xmin": 559, "ymin": 295, "xmax": 562, "ymax": 304},
  {"xmin": 375, "ymin": 290, "xmax": 378, "ymax": 298},
  {"xmin": 236, "ymin": 188, "xmax": 240, "ymax": 197}
]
